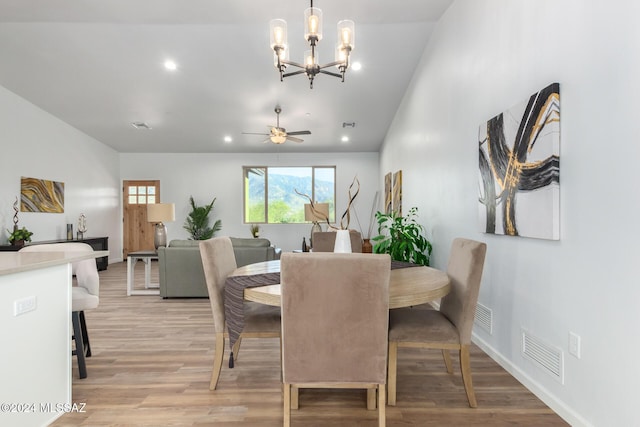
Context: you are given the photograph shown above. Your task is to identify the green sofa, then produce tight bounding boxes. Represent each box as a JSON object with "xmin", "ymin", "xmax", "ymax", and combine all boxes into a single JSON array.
[{"xmin": 158, "ymin": 237, "xmax": 280, "ymax": 298}]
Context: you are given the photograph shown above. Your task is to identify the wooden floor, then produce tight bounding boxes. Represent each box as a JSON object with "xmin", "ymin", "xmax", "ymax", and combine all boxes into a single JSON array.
[{"xmin": 52, "ymin": 261, "xmax": 568, "ymax": 427}]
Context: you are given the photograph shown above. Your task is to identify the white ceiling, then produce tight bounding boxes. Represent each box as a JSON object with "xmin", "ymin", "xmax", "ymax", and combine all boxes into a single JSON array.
[{"xmin": 0, "ymin": 0, "xmax": 453, "ymax": 153}]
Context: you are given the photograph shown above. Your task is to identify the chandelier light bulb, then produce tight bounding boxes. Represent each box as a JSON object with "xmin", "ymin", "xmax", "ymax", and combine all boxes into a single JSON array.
[
  {"xmin": 337, "ymin": 20, "xmax": 355, "ymax": 49},
  {"xmin": 304, "ymin": 7, "xmax": 323, "ymax": 41},
  {"xmin": 309, "ymin": 16, "xmax": 319, "ymax": 34},
  {"xmin": 273, "ymin": 47, "xmax": 289, "ymax": 68},
  {"xmin": 305, "ymin": 50, "xmax": 317, "ymax": 67},
  {"xmin": 270, "ymin": 19, "xmax": 288, "ymax": 49}
]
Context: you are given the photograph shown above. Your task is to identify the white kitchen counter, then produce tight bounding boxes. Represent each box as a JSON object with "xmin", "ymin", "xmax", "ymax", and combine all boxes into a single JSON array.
[
  {"xmin": 0, "ymin": 250, "xmax": 107, "ymax": 427},
  {"xmin": 0, "ymin": 250, "xmax": 108, "ymax": 276}
]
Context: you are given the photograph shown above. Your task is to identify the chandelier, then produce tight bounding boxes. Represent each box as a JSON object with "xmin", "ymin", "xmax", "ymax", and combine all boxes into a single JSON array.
[{"xmin": 270, "ymin": 0, "xmax": 355, "ymax": 89}]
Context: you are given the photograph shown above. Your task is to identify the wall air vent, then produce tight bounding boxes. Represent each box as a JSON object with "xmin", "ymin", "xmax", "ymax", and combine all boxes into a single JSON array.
[
  {"xmin": 131, "ymin": 121, "xmax": 152, "ymax": 130},
  {"xmin": 521, "ymin": 329, "xmax": 564, "ymax": 384},
  {"xmin": 342, "ymin": 122, "xmax": 356, "ymax": 128},
  {"xmin": 474, "ymin": 302, "xmax": 492, "ymax": 334}
]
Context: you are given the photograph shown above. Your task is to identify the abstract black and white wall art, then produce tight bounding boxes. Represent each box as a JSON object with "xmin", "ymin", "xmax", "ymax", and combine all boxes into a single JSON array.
[{"xmin": 478, "ymin": 83, "xmax": 560, "ymax": 240}]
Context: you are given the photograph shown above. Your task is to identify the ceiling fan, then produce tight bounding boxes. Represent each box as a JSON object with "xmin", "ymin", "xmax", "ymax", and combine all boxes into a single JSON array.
[{"xmin": 242, "ymin": 106, "xmax": 311, "ymax": 144}]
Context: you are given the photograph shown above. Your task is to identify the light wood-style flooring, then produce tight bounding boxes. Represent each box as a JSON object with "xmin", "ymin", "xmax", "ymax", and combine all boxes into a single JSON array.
[{"xmin": 52, "ymin": 261, "xmax": 569, "ymax": 426}]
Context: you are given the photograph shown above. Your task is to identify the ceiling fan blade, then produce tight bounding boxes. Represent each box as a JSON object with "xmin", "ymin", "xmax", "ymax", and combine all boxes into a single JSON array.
[
  {"xmin": 242, "ymin": 132, "xmax": 270, "ymax": 136},
  {"xmin": 286, "ymin": 136, "xmax": 304, "ymax": 143},
  {"xmin": 287, "ymin": 130, "xmax": 311, "ymax": 136}
]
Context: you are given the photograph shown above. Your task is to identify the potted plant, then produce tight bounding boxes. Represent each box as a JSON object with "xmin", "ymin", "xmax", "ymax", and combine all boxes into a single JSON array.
[
  {"xmin": 249, "ymin": 224, "xmax": 260, "ymax": 238},
  {"xmin": 183, "ymin": 196, "xmax": 222, "ymax": 240},
  {"xmin": 7, "ymin": 226, "xmax": 33, "ymax": 247},
  {"xmin": 372, "ymin": 207, "xmax": 432, "ymax": 266}
]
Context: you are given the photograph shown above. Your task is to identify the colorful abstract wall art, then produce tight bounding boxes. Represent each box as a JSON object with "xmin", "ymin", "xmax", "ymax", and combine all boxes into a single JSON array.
[
  {"xmin": 384, "ymin": 172, "xmax": 392, "ymax": 214},
  {"xmin": 478, "ymin": 83, "xmax": 560, "ymax": 240},
  {"xmin": 20, "ymin": 177, "xmax": 65, "ymax": 213},
  {"xmin": 392, "ymin": 170, "xmax": 402, "ymax": 216}
]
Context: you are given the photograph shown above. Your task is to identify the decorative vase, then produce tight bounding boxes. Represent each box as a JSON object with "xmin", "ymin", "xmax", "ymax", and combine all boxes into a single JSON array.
[
  {"xmin": 362, "ymin": 238, "xmax": 373, "ymax": 253},
  {"xmin": 333, "ymin": 230, "xmax": 352, "ymax": 253}
]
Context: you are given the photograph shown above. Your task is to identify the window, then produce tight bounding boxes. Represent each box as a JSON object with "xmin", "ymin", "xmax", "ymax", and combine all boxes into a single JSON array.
[
  {"xmin": 244, "ymin": 166, "xmax": 335, "ymax": 224},
  {"xmin": 127, "ymin": 185, "xmax": 156, "ymax": 205}
]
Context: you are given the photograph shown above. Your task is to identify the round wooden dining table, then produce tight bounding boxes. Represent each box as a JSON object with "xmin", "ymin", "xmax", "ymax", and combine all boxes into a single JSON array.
[{"xmin": 233, "ymin": 260, "xmax": 451, "ymax": 309}]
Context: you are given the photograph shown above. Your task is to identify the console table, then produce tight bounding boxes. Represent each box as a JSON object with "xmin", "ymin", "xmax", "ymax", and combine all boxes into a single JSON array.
[{"xmin": 0, "ymin": 237, "xmax": 109, "ymax": 270}]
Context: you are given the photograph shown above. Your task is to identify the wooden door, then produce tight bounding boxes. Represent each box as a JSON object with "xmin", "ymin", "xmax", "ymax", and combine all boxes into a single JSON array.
[{"xmin": 123, "ymin": 180, "xmax": 160, "ymax": 257}]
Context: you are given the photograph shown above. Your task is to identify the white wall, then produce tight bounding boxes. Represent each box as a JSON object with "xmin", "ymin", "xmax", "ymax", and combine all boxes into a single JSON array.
[
  {"xmin": 380, "ymin": 1, "xmax": 640, "ymax": 426},
  {"xmin": 0, "ymin": 86, "xmax": 122, "ymax": 262},
  {"xmin": 119, "ymin": 152, "xmax": 379, "ymax": 252}
]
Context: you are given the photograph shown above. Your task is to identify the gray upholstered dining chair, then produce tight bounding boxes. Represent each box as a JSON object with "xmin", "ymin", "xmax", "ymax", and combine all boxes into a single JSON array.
[
  {"xmin": 387, "ymin": 238, "xmax": 487, "ymax": 407},
  {"xmin": 199, "ymin": 236, "xmax": 281, "ymax": 390},
  {"xmin": 311, "ymin": 230, "xmax": 363, "ymax": 252},
  {"xmin": 280, "ymin": 252, "xmax": 391, "ymax": 427},
  {"xmin": 19, "ymin": 242, "xmax": 100, "ymax": 379}
]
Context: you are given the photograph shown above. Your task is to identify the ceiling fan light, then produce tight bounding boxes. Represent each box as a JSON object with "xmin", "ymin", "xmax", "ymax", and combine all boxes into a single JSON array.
[
  {"xmin": 304, "ymin": 7, "xmax": 323, "ymax": 42},
  {"xmin": 271, "ymin": 135, "xmax": 287, "ymax": 144},
  {"xmin": 270, "ymin": 19, "xmax": 288, "ymax": 49}
]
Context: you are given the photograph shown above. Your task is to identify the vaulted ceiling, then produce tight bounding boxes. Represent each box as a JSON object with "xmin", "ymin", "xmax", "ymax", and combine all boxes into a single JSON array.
[{"xmin": 0, "ymin": 0, "xmax": 453, "ymax": 153}]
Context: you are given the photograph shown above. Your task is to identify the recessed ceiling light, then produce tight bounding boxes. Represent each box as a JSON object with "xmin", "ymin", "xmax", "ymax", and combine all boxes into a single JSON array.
[
  {"xmin": 223, "ymin": 135, "xmax": 232, "ymax": 143},
  {"xmin": 341, "ymin": 136, "xmax": 349, "ymax": 143},
  {"xmin": 351, "ymin": 62, "xmax": 362, "ymax": 71},
  {"xmin": 164, "ymin": 60, "xmax": 177, "ymax": 71}
]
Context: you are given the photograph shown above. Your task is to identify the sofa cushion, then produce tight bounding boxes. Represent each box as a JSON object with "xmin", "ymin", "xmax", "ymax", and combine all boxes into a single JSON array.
[
  {"xmin": 230, "ymin": 237, "xmax": 270, "ymax": 248},
  {"xmin": 169, "ymin": 239, "xmax": 200, "ymax": 248}
]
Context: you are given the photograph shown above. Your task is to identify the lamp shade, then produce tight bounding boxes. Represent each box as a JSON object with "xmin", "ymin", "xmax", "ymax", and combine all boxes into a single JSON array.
[
  {"xmin": 304, "ymin": 203, "xmax": 329, "ymax": 222},
  {"xmin": 147, "ymin": 203, "xmax": 175, "ymax": 223}
]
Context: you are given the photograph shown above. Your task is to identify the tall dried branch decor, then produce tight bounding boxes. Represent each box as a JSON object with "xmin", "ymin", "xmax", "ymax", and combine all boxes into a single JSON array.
[{"xmin": 295, "ymin": 176, "xmax": 360, "ymax": 230}]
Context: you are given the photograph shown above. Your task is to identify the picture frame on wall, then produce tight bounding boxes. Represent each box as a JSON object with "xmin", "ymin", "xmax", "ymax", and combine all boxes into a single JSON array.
[
  {"xmin": 384, "ymin": 172, "xmax": 392, "ymax": 214},
  {"xmin": 478, "ymin": 82, "xmax": 560, "ymax": 240},
  {"xmin": 392, "ymin": 170, "xmax": 402, "ymax": 216},
  {"xmin": 20, "ymin": 176, "xmax": 65, "ymax": 213}
]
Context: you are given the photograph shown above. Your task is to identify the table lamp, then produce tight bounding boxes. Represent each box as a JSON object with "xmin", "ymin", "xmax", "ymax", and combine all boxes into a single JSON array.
[
  {"xmin": 147, "ymin": 203, "xmax": 175, "ymax": 250},
  {"xmin": 304, "ymin": 202, "xmax": 330, "ymax": 247}
]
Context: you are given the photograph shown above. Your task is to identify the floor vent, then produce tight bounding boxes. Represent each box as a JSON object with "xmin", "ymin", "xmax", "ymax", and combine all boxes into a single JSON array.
[
  {"xmin": 521, "ymin": 329, "xmax": 564, "ymax": 384},
  {"xmin": 474, "ymin": 302, "xmax": 492, "ymax": 334}
]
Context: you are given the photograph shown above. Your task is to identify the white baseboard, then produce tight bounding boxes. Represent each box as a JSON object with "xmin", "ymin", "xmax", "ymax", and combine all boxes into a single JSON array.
[{"xmin": 472, "ymin": 333, "xmax": 592, "ymax": 427}]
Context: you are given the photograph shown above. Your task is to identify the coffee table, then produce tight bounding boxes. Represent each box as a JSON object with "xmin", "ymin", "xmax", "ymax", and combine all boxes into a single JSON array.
[{"xmin": 126, "ymin": 250, "xmax": 159, "ymax": 296}]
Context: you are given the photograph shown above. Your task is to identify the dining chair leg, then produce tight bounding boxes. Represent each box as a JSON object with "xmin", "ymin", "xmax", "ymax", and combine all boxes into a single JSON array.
[
  {"xmin": 291, "ymin": 386, "xmax": 299, "ymax": 410},
  {"xmin": 79, "ymin": 311, "xmax": 91, "ymax": 357},
  {"xmin": 442, "ymin": 349, "xmax": 453, "ymax": 374},
  {"xmin": 279, "ymin": 335, "xmax": 283, "ymax": 384},
  {"xmin": 459, "ymin": 345, "xmax": 477, "ymax": 408},
  {"xmin": 210, "ymin": 332, "xmax": 225, "ymax": 390},
  {"xmin": 378, "ymin": 384, "xmax": 386, "ymax": 427},
  {"xmin": 283, "ymin": 383, "xmax": 291, "ymax": 427},
  {"xmin": 71, "ymin": 311, "xmax": 87, "ymax": 379},
  {"xmin": 387, "ymin": 341, "xmax": 398, "ymax": 406},
  {"xmin": 232, "ymin": 336, "xmax": 243, "ymax": 361},
  {"xmin": 367, "ymin": 388, "xmax": 376, "ymax": 410}
]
